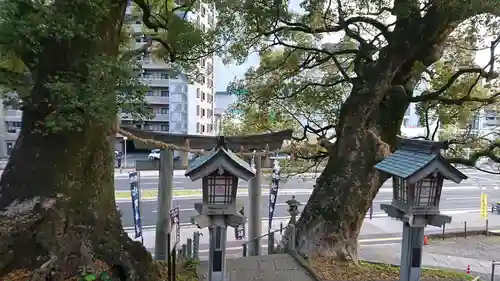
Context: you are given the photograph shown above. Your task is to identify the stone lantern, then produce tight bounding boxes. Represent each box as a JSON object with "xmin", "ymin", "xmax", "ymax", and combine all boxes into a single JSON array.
[
  {"xmin": 286, "ymin": 196, "xmax": 301, "ymax": 224},
  {"xmin": 374, "ymin": 138, "xmax": 467, "ymax": 281},
  {"xmin": 185, "ymin": 136, "xmax": 255, "ymax": 281}
]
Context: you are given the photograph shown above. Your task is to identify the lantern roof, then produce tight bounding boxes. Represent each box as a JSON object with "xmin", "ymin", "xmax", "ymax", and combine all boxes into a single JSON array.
[
  {"xmin": 374, "ymin": 138, "xmax": 467, "ymax": 184},
  {"xmin": 185, "ymin": 136, "xmax": 256, "ymax": 182}
]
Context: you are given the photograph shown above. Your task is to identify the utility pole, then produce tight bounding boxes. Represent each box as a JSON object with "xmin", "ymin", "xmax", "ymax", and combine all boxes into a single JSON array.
[
  {"xmin": 155, "ymin": 148, "xmax": 174, "ymax": 260},
  {"xmin": 248, "ymin": 154, "xmax": 262, "ymax": 256}
]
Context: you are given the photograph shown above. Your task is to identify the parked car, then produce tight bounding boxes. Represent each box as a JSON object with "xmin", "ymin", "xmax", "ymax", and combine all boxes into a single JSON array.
[
  {"xmin": 148, "ymin": 149, "xmax": 160, "ymax": 160},
  {"xmin": 148, "ymin": 149, "xmax": 181, "ymax": 161},
  {"xmin": 269, "ymin": 153, "xmax": 291, "ymax": 160}
]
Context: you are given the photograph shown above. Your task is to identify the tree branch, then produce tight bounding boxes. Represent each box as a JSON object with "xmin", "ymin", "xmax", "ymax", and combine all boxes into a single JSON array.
[
  {"xmin": 447, "ymin": 141, "xmax": 500, "ymax": 166},
  {"xmin": 409, "ymin": 67, "xmax": 500, "ymax": 104}
]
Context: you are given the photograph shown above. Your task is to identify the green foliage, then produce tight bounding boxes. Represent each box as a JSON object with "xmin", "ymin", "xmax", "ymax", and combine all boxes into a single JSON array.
[
  {"xmin": 215, "ymin": 0, "xmax": 500, "ymax": 164},
  {"xmin": 0, "ymin": 0, "xmax": 222, "ymax": 133}
]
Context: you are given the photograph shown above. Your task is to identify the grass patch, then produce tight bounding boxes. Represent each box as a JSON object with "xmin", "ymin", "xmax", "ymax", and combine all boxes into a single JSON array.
[
  {"xmin": 155, "ymin": 259, "xmax": 200, "ymax": 281},
  {"xmin": 310, "ymin": 256, "xmax": 474, "ymax": 281},
  {"xmin": 114, "ymin": 187, "xmax": 291, "ymax": 199}
]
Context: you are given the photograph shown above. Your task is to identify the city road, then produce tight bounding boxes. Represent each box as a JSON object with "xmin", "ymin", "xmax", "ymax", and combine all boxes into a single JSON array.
[{"xmin": 116, "ymin": 168, "xmax": 500, "ymax": 228}]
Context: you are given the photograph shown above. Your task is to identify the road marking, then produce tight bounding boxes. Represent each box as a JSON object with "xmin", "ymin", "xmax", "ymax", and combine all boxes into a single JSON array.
[
  {"xmin": 359, "ymin": 237, "xmax": 401, "ymax": 243},
  {"xmin": 444, "ymin": 197, "xmax": 481, "ymax": 200}
]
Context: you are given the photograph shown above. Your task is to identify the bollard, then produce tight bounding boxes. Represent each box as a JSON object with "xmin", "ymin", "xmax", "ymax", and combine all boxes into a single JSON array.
[
  {"xmin": 492, "ymin": 261, "xmax": 497, "ymax": 281},
  {"xmin": 369, "ymin": 204, "xmax": 373, "ymax": 220},
  {"xmin": 464, "ymin": 221, "xmax": 467, "ymax": 238},
  {"xmin": 280, "ymin": 222, "xmax": 283, "ymax": 234},
  {"xmin": 268, "ymin": 232, "xmax": 275, "ymax": 254},
  {"xmin": 192, "ymin": 232, "xmax": 200, "ymax": 260},
  {"xmin": 442, "ymin": 225, "xmax": 445, "ymax": 239},
  {"xmin": 486, "ymin": 219, "xmax": 489, "ymax": 236},
  {"xmin": 186, "ymin": 238, "xmax": 192, "ymax": 259},
  {"xmin": 288, "ymin": 224, "xmax": 296, "ymax": 251},
  {"xmin": 181, "ymin": 244, "xmax": 187, "ymax": 260},
  {"xmin": 171, "ymin": 249, "xmax": 176, "ymax": 281},
  {"xmin": 243, "ymin": 243, "xmax": 247, "ymax": 257}
]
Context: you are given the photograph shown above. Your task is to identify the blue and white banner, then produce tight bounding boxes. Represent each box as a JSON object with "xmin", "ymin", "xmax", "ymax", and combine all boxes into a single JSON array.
[
  {"xmin": 169, "ymin": 207, "xmax": 180, "ymax": 248},
  {"xmin": 129, "ymin": 171, "xmax": 142, "ymax": 238},
  {"xmin": 235, "ymin": 206, "xmax": 245, "ymax": 240},
  {"xmin": 268, "ymin": 160, "xmax": 280, "ymax": 232}
]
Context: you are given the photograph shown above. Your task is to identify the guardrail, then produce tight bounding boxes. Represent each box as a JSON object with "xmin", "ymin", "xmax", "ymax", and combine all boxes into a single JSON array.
[{"xmin": 241, "ymin": 224, "xmax": 294, "ymax": 257}]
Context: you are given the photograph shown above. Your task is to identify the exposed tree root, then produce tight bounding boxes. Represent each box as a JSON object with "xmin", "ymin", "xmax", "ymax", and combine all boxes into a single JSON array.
[{"xmin": 0, "ymin": 197, "xmax": 161, "ymax": 281}]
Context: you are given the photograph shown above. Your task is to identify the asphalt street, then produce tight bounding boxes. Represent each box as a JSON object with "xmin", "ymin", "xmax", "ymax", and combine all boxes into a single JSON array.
[{"xmin": 116, "ymin": 169, "xmax": 500, "ymax": 228}]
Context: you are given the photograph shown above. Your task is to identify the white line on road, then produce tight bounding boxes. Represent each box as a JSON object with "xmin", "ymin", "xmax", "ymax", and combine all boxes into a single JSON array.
[{"xmin": 444, "ymin": 196, "xmax": 481, "ymax": 200}]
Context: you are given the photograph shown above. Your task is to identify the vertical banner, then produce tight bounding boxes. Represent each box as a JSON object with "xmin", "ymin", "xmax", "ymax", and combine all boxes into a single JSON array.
[
  {"xmin": 480, "ymin": 193, "xmax": 488, "ymax": 220},
  {"xmin": 129, "ymin": 171, "xmax": 142, "ymax": 239},
  {"xmin": 169, "ymin": 207, "xmax": 180, "ymax": 248},
  {"xmin": 235, "ymin": 207, "xmax": 245, "ymax": 240},
  {"xmin": 268, "ymin": 159, "xmax": 280, "ymax": 232}
]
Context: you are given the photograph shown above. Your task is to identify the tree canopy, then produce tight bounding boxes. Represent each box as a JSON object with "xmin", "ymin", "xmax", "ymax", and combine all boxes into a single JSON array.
[{"xmin": 221, "ymin": 0, "xmax": 500, "ymax": 170}]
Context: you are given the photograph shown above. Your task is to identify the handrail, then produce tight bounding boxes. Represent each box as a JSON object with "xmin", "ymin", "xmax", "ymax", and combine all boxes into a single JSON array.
[{"xmin": 241, "ymin": 225, "xmax": 290, "ymax": 245}]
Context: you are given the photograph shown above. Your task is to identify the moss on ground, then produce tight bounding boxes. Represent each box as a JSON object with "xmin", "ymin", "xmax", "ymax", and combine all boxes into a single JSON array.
[
  {"xmin": 310, "ymin": 256, "xmax": 474, "ymax": 281},
  {"xmin": 1, "ymin": 259, "xmax": 200, "ymax": 281}
]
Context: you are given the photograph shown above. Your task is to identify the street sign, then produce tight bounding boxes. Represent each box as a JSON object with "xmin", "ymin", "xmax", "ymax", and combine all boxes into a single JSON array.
[{"xmin": 481, "ymin": 193, "xmax": 488, "ymax": 220}]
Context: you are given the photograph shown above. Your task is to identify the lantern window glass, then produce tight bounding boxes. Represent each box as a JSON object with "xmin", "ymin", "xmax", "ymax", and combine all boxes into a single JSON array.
[
  {"xmin": 413, "ymin": 176, "xmax": 438, "ymax": 206},
  {"xmin": 207, "ymin": 175, "xmax": 233, "ymax": 204}
]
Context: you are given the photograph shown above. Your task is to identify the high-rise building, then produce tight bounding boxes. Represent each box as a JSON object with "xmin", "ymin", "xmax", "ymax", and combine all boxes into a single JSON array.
[{"xmin": 121, "ymin": 2, "xmax": 216, "ymax": 136}]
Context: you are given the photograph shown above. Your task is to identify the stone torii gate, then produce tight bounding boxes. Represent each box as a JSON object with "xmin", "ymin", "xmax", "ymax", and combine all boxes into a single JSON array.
[{"xmin": 119, "ymin": 125, "xmax": 294, "ymax": 258}]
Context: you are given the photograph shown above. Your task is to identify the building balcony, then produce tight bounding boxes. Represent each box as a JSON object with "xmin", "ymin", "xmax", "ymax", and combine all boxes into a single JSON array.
[
  {"xmin": 141, "ymin": 61, "xmax": 172, "ymax": 70},
  {"xmin": 146, "ymin": 96, "xmax": 170, "ymax": 104},
  {"xmin": 151, "ymin": 114, "xmax": 170, "ymax": 122},
  {"xmin": 142, "ymin": 78, "xmax": 170, "ymax": 87}
]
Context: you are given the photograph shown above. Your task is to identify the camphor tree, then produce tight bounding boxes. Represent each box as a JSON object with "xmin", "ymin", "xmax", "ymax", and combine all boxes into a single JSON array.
[
  {"xmin": 0, "ymin": 0, "xmax": 233, "ymax": 279},
  {"xmin": 222, "ymin": 0, "xmax": 500, "ymax": 261}
]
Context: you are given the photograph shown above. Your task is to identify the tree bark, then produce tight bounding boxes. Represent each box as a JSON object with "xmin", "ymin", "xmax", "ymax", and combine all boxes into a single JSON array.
[
  {"xmin": 0, "ymin": 2, "xmax": 161, "ymax": 280},
  {"xmin": 294, "ymin": 83, "xmax": 410, "ymax": 262}
]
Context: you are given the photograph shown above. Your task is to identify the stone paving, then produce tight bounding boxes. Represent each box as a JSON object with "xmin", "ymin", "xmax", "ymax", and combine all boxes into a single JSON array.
[
  {"xmin": 197, "ymin": 235, "xmax": 500, "ymax": 281},
  {"xmin": 197, "ymin": 253, "xmax": 315, "ymax": 281}
]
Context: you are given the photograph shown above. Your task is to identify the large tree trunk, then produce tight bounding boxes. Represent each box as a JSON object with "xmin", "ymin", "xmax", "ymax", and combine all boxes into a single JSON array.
[
  {"xmin": 294, "ymin": 84, "xmax": 411, "ymax": 261},
  {"xmin": 0, "ymin": 2, "xmax": 160, "ymax": 280}
]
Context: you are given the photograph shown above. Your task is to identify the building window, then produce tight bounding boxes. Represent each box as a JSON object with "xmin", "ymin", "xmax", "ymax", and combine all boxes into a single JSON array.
[
  {"xmin": 201, "ymin": 6, "xmax": 206, "ymax": 16},
  {"xmin": 201, "ymin": 75, "xmax": 206, "ymax": 85},
  {"xmin": 6, "ymin": 121, "xmax": 21, "ymax": 133},
  {"xmin": 160, "ymin": 107, "xmax": 169, "ymax": 114},
  {"xmin": 202, "ymin": 92, "xmax": 206, "ymax": 101},
  {"xmin": 196, "ymin": 122, "xmax": 200, "ymax": 133},
  {"xmin": 161, "ymin": 73, "xmax": 169, "ymax": 79},
  {"xmin": 201, "ymin": 58, "xmax": 206, "ymax": 68},
  {"xmin": 207, "ymin": 78, "xmax": 213, "ymax": 89},
  {"xmin": 161, "ymin": 124, "xmax": 169, "ymax": 131},
  {"xmin": 146, "ymin": 90, "xmax": 154, "ymax": 96},
  {"xmin": 197, "ymin": 88, "xmax": 200, "ymax": 98},
  {"xmin": 202, "ymin": 108, "xmax": 206, "ymax": 117},
  {"xmin": 206, "ymin": 63, "xmax": 213, "ymax": 75},
  {"xmin": 197, "ymin": 105, "xmax": 200, "ymax": 115},
  {"xmin": 6, "ymin": 142, "xmax": 14, "ymax": 155},
  {"xmin": 161, "ymin": 89, "xmax": 169, "ymax": 97},
  {"xmin": 202, "ymin": 124, "xmax": 205, "ymax": 133}
]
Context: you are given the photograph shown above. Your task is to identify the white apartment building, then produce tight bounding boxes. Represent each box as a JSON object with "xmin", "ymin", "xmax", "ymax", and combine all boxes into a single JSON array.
[{"xmin": 121, "ymin": 2, "xmax": 216, "ymax": 137}]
